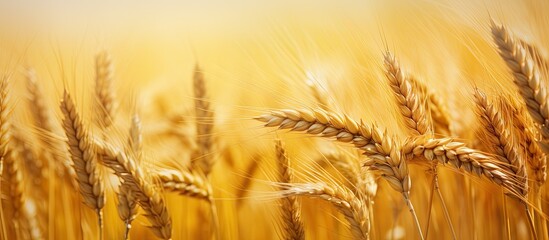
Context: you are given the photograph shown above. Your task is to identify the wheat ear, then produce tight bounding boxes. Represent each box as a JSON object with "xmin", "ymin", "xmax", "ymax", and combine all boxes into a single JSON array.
[
  {"xmin": 256, "ymin": 109, "xmax": 408, "ymax": 194},
  {"xmin": 93, "ymin": 140, "xmax": 172, "ymax": 239},
  {"xmin": 191, "ymin": 65, "xmax": 215, "ymax": 175},
  {"xmin": 306, "ymin": 79, "xmax": 329, "ymax": 111},
  {"xmin": 322, "ymin": 153, "xmax": 361, "ymax": 191},
  {"xmin": 156, "ymin": 169, "xmax": 211, "ymax": 201},
  {"xmin": 60, "ymin": 91, "xmax": 105, "ymax": 236},
  {"xmin": 402, "ymin": 137, "xmax": 526, "ymax": 196},
  {"xmin": 283, "ymin": 183, "xmax": 369, "ymax": 239},
  {"xmin": 408, "ymin": 75, "xmax": 452, "ymax": 135},
  {"xmin": 128, "ymin": 113, "xmax": 143, "ymax": 159},
  {"xmin": 117, "ymin": 113, "xmax": 143, "ymax": 240},
  {"xmin": 384, "ymin": 53, "xmax": 456, "ymax": 238},
  {"xmin": 3, "ymin": 142, "xmax": 26, "ymax": 238},
  {"xmin": 0, "ymin": 76, "xmax": 11, "ymax": 177},
  {"xmin": 256, "ymin": 109, "xmax": 423, "ymax": 239},
  {"xmin": 117, "ymin": 184, "xmax": 138, "ymax": 240},
  {"xmin": 95, "ymin": 51, "xmax": 116, "ymax": 129},
  {"xmin": 26, "ymin": 68, "xmax": 78, "ymax": 189},
  {"xmin": 384, "ymin": 52, "xmax": 433, "ymax": 136},
  {"xmin": 11, "ymin": 133, "xmax": 48, "ymax": 238},
  {"xmin": 505, "ymin": 100, "xmax": 547, "ymax": 185},
  {"xmin": 474, "ymin": 89, "xmax": 537, "ymax": 237},
  {"xmin": 500, "ymin": 96, "xmax": 548, "ymax": 239},
  {"xmin": 275, "ymin": 140, "xmax": 305, "ymax": 240},
  {"xmin": 235, "ymin": 157, "xmax": 261, "ymax": 207},
  {"xmin": 491, "ymin": 22, "xmax": 549, "ymax": 145},
  {"xmin": 473, "ymin": 89, "xmax": 528, "ymax": 196}
]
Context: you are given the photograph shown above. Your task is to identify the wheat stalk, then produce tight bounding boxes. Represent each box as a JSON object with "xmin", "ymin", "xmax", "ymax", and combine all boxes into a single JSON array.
[{"xmin": 275, "ymin": 139, "xmax": 305, "ymax": 240}]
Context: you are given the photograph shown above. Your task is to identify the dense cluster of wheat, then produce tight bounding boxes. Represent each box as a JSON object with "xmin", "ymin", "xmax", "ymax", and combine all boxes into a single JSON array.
[{"xmin": 1, "ymin": 4, "xmax": 549, "ymax": 238}]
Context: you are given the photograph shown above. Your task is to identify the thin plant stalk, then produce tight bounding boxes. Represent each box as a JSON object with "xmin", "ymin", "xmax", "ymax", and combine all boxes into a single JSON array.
[
  {"xmin": 210, "ymin": 199, "xmax": 220, "ymax": 240},
  {"xmin": 123, "ymin": 220, "xmax": 131, "ymax": 240},
  {"xmin": 435, "ymin": 184, "xmax": 456, "ymax": 240},
  {"xmin": 404, "ymin": 194, "xmax": 424, "ymax": 240},
  {"xmin": 0, "ymin": 183, "xmax": 6, "ymax": 240},
  {"xmin": 503, "ymin": 190, "xmax": 511, "ymax": 240},
  {"xmin": 524, "ymin": 203, "xmax": 538, "ymax": 240},
  {"xmin": 98, "ymin": 209, "xmax": 103, "ymax": 240},
  {"xmin": 532, "ymin": 184, "xmax": 546, "ymax": 240},
  {"xmin": 424, "ymin": 174, "xmax": 436, "ymax": 238}
]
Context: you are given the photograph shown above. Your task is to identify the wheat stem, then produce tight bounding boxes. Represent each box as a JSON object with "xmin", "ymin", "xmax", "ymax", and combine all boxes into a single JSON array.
[
  {"xmin": 404, "ymin": 194, "xmax": 424, "ymax": 240},
  {"xmin": 435, "ymin": 181, "xmax": 456, "ymax": 240},
  {"xmin": 525, "ymin": 204, "xmax": 538, "ymax": 240},
  {"xmin": 424, "ymin": 174, "xmax": 435, "ymax": 238}
]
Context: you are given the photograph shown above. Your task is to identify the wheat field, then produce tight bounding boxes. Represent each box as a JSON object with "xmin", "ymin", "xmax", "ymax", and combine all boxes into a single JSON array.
[{"xmin": 0, "ymin": 0, "xmax": 548, "ymax": 239}]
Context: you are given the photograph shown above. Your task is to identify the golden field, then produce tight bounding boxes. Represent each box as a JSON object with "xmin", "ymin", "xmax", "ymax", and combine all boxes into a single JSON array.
[{"xmin": 0, "ymin": 0, "xmax": 548, "ymax": 239}]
